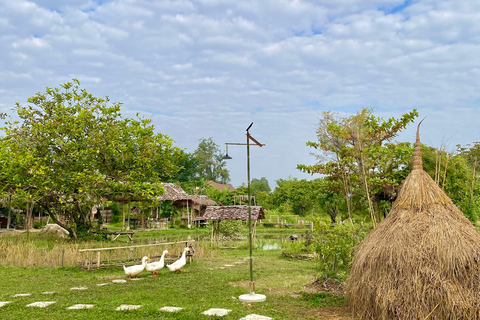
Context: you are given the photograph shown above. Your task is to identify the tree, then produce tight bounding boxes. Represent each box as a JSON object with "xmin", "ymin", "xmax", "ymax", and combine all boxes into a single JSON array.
[
  {"xmin": 194, "ymin": 137, "xmax": 230, "ymax": 183},
  {"xmin": 0, "ymin": 80, "xmax": 181, "ymax": 238},
  {"xmin": 269, "ymin": 178, "xmax": 318, "ymax": 216},
  {"xmin": 298, "ymin": 108, "xmax": 418, "ymax": 225},
  {"xmin": 250, "ymin": 177, "xmax": 271, "ymax": 195}
]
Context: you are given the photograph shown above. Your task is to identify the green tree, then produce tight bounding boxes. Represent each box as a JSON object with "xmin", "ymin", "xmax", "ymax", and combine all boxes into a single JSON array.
[
  {"xmin": 194, "ymin": 137, "xmax": 230, "ymax": 183},
  {"xmin": 269, "ymin": 178, "xmax": 318, "ymax": 216},
  {"xmin": 250, "ymin": 177, "xmax": 271, "ymax": 194},
  {"xmin": 0, "ymin": 80, "xmax": 181, "ymax": 238},
  {"xmin": 298, "ymin": 108, "xmax": 418, "ymax": 225}
]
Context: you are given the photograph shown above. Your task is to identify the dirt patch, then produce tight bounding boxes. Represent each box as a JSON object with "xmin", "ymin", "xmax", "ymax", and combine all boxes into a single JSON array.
[
  {"xmin": 302, "ymin": 278, "xmax": 346, "ymax": 296},
  {"xmin": 311, "ymin": 306, "xmax": 355, "ymax": 320}
]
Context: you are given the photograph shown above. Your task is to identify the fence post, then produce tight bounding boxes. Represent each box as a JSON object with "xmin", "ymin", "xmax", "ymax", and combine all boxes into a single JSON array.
[{"xmin": 97, "ymin": 251, "xmax": 101, "ymax": 269}]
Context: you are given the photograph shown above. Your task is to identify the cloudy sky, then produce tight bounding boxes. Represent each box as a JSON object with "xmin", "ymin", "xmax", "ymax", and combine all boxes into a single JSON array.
[{"xmin": 1, "ymin": 0, "xmax": 479, "ymax": 188}]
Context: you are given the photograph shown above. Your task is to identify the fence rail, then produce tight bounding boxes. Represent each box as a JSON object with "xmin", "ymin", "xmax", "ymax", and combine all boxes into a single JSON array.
[{"xmin": 78, "ymin": 240, "xmax": 194, "ymax": 270}]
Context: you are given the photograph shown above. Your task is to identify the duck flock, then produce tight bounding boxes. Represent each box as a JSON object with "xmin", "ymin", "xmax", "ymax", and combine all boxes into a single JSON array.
[{"xmin": 123, "ymin": 247, "xmax": 191, "ymax": 279}]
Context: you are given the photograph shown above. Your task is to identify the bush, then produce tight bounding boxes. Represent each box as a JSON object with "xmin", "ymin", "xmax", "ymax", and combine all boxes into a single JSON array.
[{"xmin": 219, "ymin": 220, "xmax": 244, "ymax": 240}]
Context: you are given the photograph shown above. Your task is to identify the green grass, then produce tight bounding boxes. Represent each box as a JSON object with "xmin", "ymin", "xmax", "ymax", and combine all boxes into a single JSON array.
[{"xmin": 0, "ymin": 246, "xmax": 335, "ymax": 319}]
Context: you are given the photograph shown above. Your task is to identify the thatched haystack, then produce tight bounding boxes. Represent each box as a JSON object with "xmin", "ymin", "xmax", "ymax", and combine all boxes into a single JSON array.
[{"xmin": 346, "ymin": 124, "xmax": 480, "ymax": 320}]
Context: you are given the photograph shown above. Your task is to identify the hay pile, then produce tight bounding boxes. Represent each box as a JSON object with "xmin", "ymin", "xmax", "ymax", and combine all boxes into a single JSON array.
[
  {"xmin": 346, "ymin": 124, "xmax": 480, "ymax": 319},
  {"xmin": 41, "ymin": 224, "xmax": 69, "ymax": 238}
]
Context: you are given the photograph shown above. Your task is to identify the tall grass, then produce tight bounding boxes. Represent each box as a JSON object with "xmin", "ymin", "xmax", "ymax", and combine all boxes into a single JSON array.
[{"xmin": 0, "ymin": 232, "xmax": 216, "ymax": 268}]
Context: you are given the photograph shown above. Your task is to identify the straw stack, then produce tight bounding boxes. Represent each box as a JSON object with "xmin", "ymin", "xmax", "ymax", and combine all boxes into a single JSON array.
[{"xmin": 346, "ymin": 123, "xmax": 480, "ymax": 319}]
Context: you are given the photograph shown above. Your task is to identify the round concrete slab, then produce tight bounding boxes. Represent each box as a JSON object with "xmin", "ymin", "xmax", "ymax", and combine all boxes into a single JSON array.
[{"xmin": 239, "ymin": 293, "xmax": 266, "ymax": 303}]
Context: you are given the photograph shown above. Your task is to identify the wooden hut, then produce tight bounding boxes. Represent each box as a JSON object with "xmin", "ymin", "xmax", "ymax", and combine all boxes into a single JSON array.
[
  {"xmin": 346, "ymin": 124, "xmax": 480, "ymax": 319},
  {"xmin": 157, "ymin": 183, "xmax": 217, "ymax": 226},
  {"xmin": 203, "ymin": 205, "xmax": 265, "ymax": 241}
]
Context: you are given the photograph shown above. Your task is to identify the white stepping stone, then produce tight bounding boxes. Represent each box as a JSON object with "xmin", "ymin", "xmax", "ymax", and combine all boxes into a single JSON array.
[
  {"xmin": 130, "ymin": 278, "xmax": 143, "ymax": 281},
  {"xmin": 112, "ymin": 279, "xmax": 127, "ymax": 283},
  {"xmin": 202, "ymin": 308, "xmax": 231, "ymax": 316},
  {"xmin": 0, "ymin": 301, "xmax": 12, "ymax": 308},
  {"xmin": 116, "ymin": 304, "xmax": 142, "ymax": 310},
  {"xmin": 14, "ymin": 293, "xmax": 31, "ymax": 297},
  {"xmin": 70, "ymin": 287, "xmax": 88, "ymax": 290},
  {"xmin": 224, "ymin": 264, "xmax": 234, "ymax": 267},
  {"xmin": 97, "ymin": 283, "xmax": 109, "ymax": 286},
  {"xmin": 219, "ymin": 267, "xmax": 225, "ymax": 269},
  {"xmin": 26, "ymin": 301, "xmax": 56, "ymax": 308},
  {"xmin": 67, "ymin": 304, "xmax": 94, "ymax": 310},
  {"xmin": 160, "ymin": 306, "xmax": 183, "ymax": 312},
  {"xmin": 42, "ymin": 292, "xmax": 55, "ymax": 294},
  {"xmin": 234, "ymin": 262, "xmax": 244, "ymax": 264},
  {"xmin": 240, "ymin": 314, "xmax": 273, "ymax": 320}
]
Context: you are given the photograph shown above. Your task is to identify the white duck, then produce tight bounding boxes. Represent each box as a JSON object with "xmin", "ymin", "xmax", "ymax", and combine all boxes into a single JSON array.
[
  {"xmin": 146, "ymin": 250, "xmax": 169, "ymax": 276},
  {"xmin": 123, "ymin": 256, "xmax": 150, "ymax": 279},
  {"xmin": 167, "ymin": 247, "xmax": 190, "ymax": 273}
]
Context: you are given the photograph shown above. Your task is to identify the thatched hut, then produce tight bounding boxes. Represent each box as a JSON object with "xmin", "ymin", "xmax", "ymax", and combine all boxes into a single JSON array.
[
  {"xmin": 203, "ymin": 205, "xmax": 265, "ymax": 241},
  {"xmin": 346, "ymin": 125, "xmax": 480, "ymax": 319},
  {"xmin": 157, "ymin": 183, "xmax": 217, "ymax": 226},
  {"xmin": 203, "ymin": 205, "xmax": 265, "ymax": 221}
]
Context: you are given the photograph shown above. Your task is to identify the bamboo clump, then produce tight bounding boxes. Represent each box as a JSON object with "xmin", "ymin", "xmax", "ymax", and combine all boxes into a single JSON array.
[{"xmin": 346, "ymin": 122, "xmax": 480, "ymax": 319}]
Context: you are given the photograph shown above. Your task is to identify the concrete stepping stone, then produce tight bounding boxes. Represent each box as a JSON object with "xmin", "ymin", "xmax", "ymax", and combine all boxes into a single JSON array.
[
  {"xmin": 97, "ymin": 283, "xmax": 109, "ymax": 286},
  {"xmin": 130, "ymin": 278, "xmax": 143, "ymax": 281},
  {"xmin": 160, "ymin": 306, "xmax": 183, "ymax": 312},
  {"xmin": 112, "ymin": 279, "xmax": 127, "ymax": 283},
  {"xmin": 240, "ymin": 314, "xmax": 273, "ymax": 320},
  {"xmin": 202, "ymin": 308, "xmax": 231, "ymax": 316},
  {"xmin": 0, "ymin": 301, "xmax": 12, "ymax": 308},
  {"xmin": 42, "ymin": 292, "xmax": 55, "ymax": 294},
  {"xmin": 26, "ymin": 301, "xmax": 56, "ymax": 308},
  {"xmin": 14, "ymin": 293, "xmax": 31, "ymax": 297},
  {"xmin": 116, "ymin": 304, "xmax": 142, "ymax": 310},
  {"xmin": 67, "ymin": 304, "xmax": 94, "ymax": 310},
  {"xmin": 70, "ymin": 287, "xmax": 88, "ymax": 290}
]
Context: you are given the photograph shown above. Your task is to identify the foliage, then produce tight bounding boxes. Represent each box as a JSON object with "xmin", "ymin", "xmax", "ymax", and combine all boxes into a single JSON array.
[
  {"xmin": 251, "ymin": 177, "xmax": 271, "ymax": 194},
  {"xmin": 268, "ymin": 178, "xmax": 319, "ymax": 216},
  {"xmin": 284, "ymin": 222, "xmax": 371, "ymax": 281},
  {"xmin": 298, "ymin": 108, "xmax": 418, "ymax": 225},
  {"xmin": 218, "ymin": 220, "xmax": 245, "ymax": 240},
  {"xmin": 193, "ymin": 137, "xmax": 230, "ymax": 183},
  {"xmin": 0, "ymin": 80, "xmax": 181, "ymax": 239},
  {"xmin": 205, "ymin": 186, "xmax": 234, "ymax": 205}
]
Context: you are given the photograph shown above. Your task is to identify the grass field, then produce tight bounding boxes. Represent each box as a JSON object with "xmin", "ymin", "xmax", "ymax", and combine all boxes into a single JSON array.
[{"xmin": 0, "ymin": 227, "xmax": 348, "ymax": 319}]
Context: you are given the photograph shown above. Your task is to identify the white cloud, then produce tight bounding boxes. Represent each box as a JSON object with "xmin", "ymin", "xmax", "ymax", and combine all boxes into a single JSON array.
[{"xmin": 0, "ymin": 0, "xmax": 479, "ymax": 187}]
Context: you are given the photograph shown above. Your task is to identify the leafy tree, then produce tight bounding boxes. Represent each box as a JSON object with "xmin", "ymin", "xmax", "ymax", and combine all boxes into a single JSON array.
[
  {"xmin": 250, "ymin": 177, "xmax": 271, "ymax": 194},
  {"xmin": 298, "ymin": 108, "xmax": 418, "ymax": 225},
  {"xmin": 0, "ymin": 80, "xmax": 181, "ymax": 238},
  {"xmin": 269, "ymin": 178, "xmax": 318, "ymax": 216},
  {"xmin": 194, "ymin": 137, "xmax": 230, "ymax": 183}
]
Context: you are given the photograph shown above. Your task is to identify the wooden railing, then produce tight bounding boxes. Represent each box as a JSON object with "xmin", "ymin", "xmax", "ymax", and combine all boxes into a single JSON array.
[{"xmin": 78, "ymin": 240, "xmax": 194, "ymax": 270}]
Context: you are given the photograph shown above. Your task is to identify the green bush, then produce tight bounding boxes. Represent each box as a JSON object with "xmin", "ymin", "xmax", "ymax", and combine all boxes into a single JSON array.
[{"xmin": 219, "ymin": 220, "xmax": 244, "ymax": 240}]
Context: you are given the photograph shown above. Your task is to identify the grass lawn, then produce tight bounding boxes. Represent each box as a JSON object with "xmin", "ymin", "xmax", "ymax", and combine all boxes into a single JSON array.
[{"xmin": 0, "ymin": 235, "xmax": 347, "ymax": 319}]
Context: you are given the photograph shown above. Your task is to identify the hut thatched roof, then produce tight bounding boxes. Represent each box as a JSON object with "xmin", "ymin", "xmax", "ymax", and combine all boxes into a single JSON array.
[
  {"xmin": 188, "ymin": 195, "xmax": 217, "ymax": 206},
  {"xmin": 157, "ymin": 183, "xmax": 190, "ymax": 201},
  {"xmin": 203, "ymin": 205, "xmax": 265, "ymax": 221},
  {"xmin": 207, "ymin": 181, "xmax": 236, "ymax": 192},
  {"xmin": 346, "ymin": 123, "xmax": 480, "ymax": 320},
  {"xmin": 157, "ymin": 183, "xmax": 217, "ymax": 207}
]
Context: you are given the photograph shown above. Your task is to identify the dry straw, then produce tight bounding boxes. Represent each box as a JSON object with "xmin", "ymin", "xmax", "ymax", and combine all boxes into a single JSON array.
[{"xmin": 346, "ymin": 122, "xmax": 480, "ymax": 319}]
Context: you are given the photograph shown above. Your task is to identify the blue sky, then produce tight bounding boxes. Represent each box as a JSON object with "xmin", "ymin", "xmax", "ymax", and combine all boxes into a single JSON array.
[{"xmin": 0, "ymin": 0, "xmax": 479, "ymax": 188}]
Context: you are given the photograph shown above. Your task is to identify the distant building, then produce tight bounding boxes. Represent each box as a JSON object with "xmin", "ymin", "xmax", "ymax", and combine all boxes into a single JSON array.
[{"xmin": 207, "ymin": 181, "xmax": 236, "ymax": 192}]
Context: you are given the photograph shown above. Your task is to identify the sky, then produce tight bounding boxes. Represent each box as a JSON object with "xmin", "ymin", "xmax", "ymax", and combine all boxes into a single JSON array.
[{"xmin": 0, "ymin": 0, "xmax": 479, "ymax": 189}]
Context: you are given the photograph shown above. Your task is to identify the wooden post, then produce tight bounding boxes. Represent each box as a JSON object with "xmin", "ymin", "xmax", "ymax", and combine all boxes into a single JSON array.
[{"xmin": 97, "ymin": 251, "xmax": 101, "ymax": 268}]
